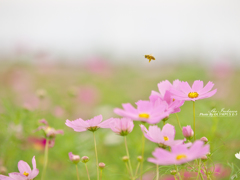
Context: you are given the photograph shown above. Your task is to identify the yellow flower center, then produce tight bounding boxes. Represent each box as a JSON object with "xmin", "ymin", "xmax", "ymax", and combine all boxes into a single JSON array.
[
  {"xmin": 188, "ymin": 92, "xmax": 199, "ymax": 98},
  {"xmin": 139, "ymin": 113, "xmax": 150, "ymax": 119},
  {"xmin": 173, "ymin": 98, "xmax": 175, "ymax": 101},
  {"xmin": 163, "ymin": 136, "xmax": 169, "ymax": 141},
  {"xmin": 176, "ymin": 154, "xmax": 187, "ymax": 161},
  {"xmin": 23, "ymin": 172, "xmax": 29, "ymax": 177}
]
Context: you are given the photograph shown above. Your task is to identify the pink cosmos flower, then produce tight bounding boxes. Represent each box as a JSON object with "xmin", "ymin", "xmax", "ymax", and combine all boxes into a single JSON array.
[
  {"xmin": 37, "ymin": 119, "xmax": 64, "ymax": 139},
  {"xmin": 170, "ymin": 80, "xmax": 217, "ymax": 101},
  {"xmin": 114, "ymin": 100, "xmax": 169, "ymax": 124},
  {"xmin": 150, "ymin": 80, "xmax": 184, "ymax": 114},
  {"xmin": 109, "ymin": 118, "xmax": 134, "ymax": 136},
  {"xmin": 140, "ymin": 124, "xmax": 188, "ymax": 148},
  {"xmin": 148, "ymin": 140, "xmax": 209, "ymax": 165},
  {"xmin": 65, "ymin": 114, "xmax": 113, "ymax": 132},
  {"xmin": 0, "ymin": 156, "xmax": 39, "ymax": 180},
  {"xmin": 182, "ymin": 125, "xmax": 194, "ymax": 139}
]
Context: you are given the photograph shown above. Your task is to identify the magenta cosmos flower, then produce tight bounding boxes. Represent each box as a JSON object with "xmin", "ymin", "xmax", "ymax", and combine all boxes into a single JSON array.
[
  {"xmin": 149, "ymin": 80, "xmax": 184, "ymax": 114},
  {"xmin": 148, "ymin": 140, "xmax": 209, "ymax": 165},
  {"xmin": 109, "ymin": 118, "xmax": 134, "ymax": 136},
  {"xmin": 170, "ymin": 80, "xmax": 217, "ymax": 101},
  {"xmin": 65, "ymin": 114, "xmax": 113, "ymax": 132},
  {"xmin": 0, "ymin": 156, "xmax": 39, "ymax": 180},
  {"xmin": 140, "ymin": 124, "xmax": 188, "ymax": 148},
  {"xmin": 114, "ymin": 100, "xmax": 169, "ymax": 124}
]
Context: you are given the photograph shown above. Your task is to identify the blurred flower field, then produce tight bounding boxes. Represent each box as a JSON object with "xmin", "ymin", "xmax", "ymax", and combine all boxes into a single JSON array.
[{"xmin": 0, "ymin": 59, "xmax": 239, "ymax": 180}]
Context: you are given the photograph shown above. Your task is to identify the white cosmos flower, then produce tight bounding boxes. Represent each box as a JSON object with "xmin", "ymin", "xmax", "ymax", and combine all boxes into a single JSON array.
[{"xmin": 235, "ymin": 152, "xmax": 240, "ymax": 159}]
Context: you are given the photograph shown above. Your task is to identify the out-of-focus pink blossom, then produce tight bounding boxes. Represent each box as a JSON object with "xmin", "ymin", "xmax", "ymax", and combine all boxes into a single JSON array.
[
  {"xmin": 53, "ymin": 106, "xmax": 65, "ymax": 117},
  {"xmin": 28, "ymin": 137, "xmax": 55, "ymax": 150},
  {"xmin": 77, "ymin": 86, "xmax": 100, "ymax": 105},
  {"xmin": 210, "ymin": 61, "xmax": 233, "ymax": 80},
  {"xmin": 208, "ymin": 163, "xmax": 230, "ymax": 179},
  {"xmin": 65, "ymin": 115, "xmax": 113, "ymax": 132},
  {"xmin": 85, "ymin": 57, "xmax": 112, "ymax": 76},
  {"xmin": 23, "ymin": 95, "xmax": 40, "ymax": 111},
  {"xmin": 37, "ymin": 119, "xmax": 64, "ymax": 139},
  {"xmin": 170, "ymin": 80, "xmax": 217, "ymax": 101},
  {"xmin": 9, "ymin": 70, "xmax": 33, "ymax": 94},
  {"xmin": 160, "ymin": 163, "xmax": 230, "ymax": 180}
]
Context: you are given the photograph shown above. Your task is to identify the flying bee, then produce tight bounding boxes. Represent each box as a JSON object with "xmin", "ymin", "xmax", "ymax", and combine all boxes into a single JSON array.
[{"xmin": 144, "ymin": 54, "xmax": 155, "ymax": 63}]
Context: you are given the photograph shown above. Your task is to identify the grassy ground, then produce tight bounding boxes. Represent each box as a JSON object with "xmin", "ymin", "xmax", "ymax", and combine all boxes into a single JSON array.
[{"xmin": 0, "ymin": 61, "xmax": 239, "ymax": 180}]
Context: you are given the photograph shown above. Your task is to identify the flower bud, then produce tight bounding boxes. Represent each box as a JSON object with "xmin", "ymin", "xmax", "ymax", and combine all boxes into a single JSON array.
[
  {"xmin": 122, "ymin": 156, "xmax": 129, "ymax": 162},
  {"xmin": 44, "ymin": 127, "xmax": 64, "ymax": 139},
  {"xmin": 170, "ymin": 170, "xmax": 177, "ymax": 175},
  {"xmin": 99, "ymin": 162, "xmax": 105, "ymax": 169},
  {"xmin": 201, "ymin": 155, "xmax": 208, "ymax": 162},
  {"xmin": 137, "ymin": 156, "xmax": 143, "ymax": 162},
  {"xmin": 68, "ymin": 152, "xmax": 80, "ymax": 164},
  {"xmin": 0, "ymin": 166, "xmax": 7, "ymax": 175},
  {"xmin": 38, "ymin": 119, "xmax": 64, "ymax": 140},
  {"xmin": 36, "ymin": 89, "xmax": 47, "ymax": 99},
  {"xmin": 200, "ymin": 137, "xmax": 208, "ymax": 144},
  {"xmin": 81, "ymin": 156, "xmax": 89, "ymax": 163},
  {"xmin": 182, "ymin": 125, "xmax": 194, "ymax": 140},
  {"xmin": 68, "ymin": 87, "xmax": 78, "ymax": 97},
  {"xmin": 162, "ymin": 116, "xmax": 169, "ymax": 122}
]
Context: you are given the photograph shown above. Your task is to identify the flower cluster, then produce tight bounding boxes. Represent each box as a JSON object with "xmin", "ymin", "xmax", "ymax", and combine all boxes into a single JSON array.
[
  {"xmin": 1, "ymin": 79, "xmax": 219, "ymax": 180},
  {"xmin": 64, "ymin": 79, "xmax": 216, "ymax": 180}
]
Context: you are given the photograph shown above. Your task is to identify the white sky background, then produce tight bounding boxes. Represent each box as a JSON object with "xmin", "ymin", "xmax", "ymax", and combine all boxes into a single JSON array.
[{"xmin": 0, "ymin": 0, "xmax": 240, "ymax": 63}]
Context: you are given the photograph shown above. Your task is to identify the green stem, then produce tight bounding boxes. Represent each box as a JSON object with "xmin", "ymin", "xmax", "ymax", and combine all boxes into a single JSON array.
[
  {"xmin": 100, "ymin": 169, "xmax": 102, "ymax": 180},
  {"xmin": 163, "ymin": 121, "xmax": 166, "ymax": 125},
  {"xmin": 41, "ymin": 138, "xmax": 49, "ymax": 180},
  {"xmin": 197, "ymin": 160, "xmax": 204, "ymax": 180},
  {"xmin": 175, "ymin": 113, "xmax": 182, "ymax": 131},
  {"xmin": 76, "ymin": 164, "xmax": 80, "ymax": 180},
  {"xmin": 174, "ymin": 165, "xmax": 182, "ymax": 180},
  {"xmin": 204, "ymin": 162, "xmax": 212, "ymax": 180},
  {"xmin": 85, "ymin": 163, "xmax": 91, "ymax": 180},
  {"xmin": 156, "ymin": 165, "xmax": 159, "ymax": 180},
  {"xmin": 140, "ymin": 133, "xmax": 145, "ymax": 180},
  {"xmin": 134, "ymin": 162, "xmax": 140, "ymax": 177},
  {"xmin": 173, "ymin": 175, "xmax": 177, "ymax": 180},
  {"xmin": 125, "ymin": 162, "xmax": 131, "ymax": 177},
  {"xmin": 124, "ymin": 136, "xmax": 134, "ymax": 179},
  {"xmin": 193, "ymin": 101, "xmax": 196, "ymax": 141},
  {"xmin": 93, "ymin": 132, "xmax": 99, "ymax": 180}
]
